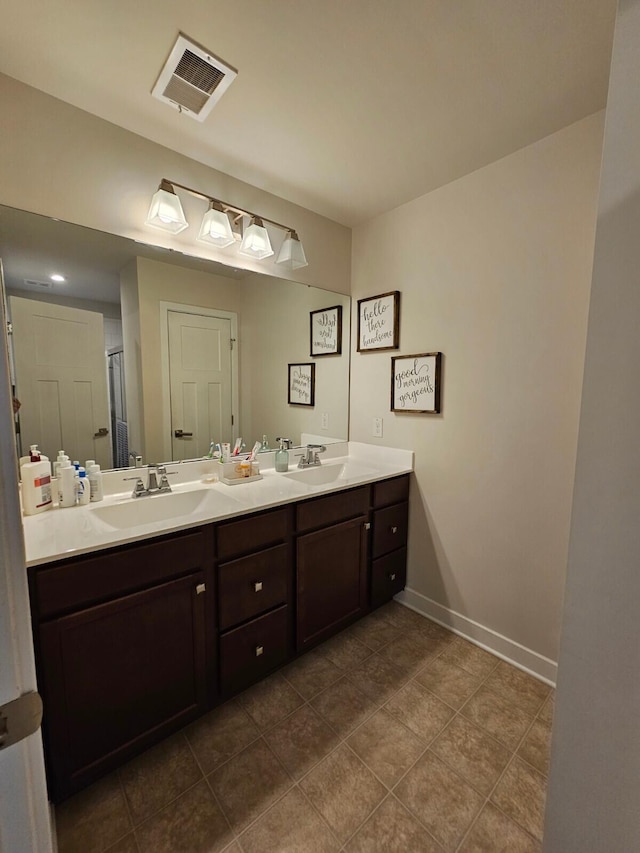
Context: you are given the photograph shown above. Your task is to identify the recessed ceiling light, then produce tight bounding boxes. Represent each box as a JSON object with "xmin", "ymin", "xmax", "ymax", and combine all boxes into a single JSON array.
[{"xmin": 50, "ymin": 274, "xmax": 65, "ymax": 282}]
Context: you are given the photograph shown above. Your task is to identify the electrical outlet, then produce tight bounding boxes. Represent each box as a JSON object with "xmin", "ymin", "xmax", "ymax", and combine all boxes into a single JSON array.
[
  {"xmin": 321, "ymin": 412, "xmax": 329, "ymax": 430},
  {"xmin": 373, "ymin": 417, "xmax": 383, "ymax": 438}
]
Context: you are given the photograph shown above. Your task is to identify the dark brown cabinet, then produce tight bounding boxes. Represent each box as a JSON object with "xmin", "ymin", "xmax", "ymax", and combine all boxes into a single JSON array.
[
  {"xmin": 296, "ymin": 488, "xmax": 370, "ymax": 651},
  {"xmin": 371, "ymin": 476, "xmax": 410, "ymax": 609},
  {"xmin": 30, "ymin": 528, "xmax": 212, "ymax": 801},
  {"xmin": 29, "ymin": 473, "xmax": 410, "ymax": 802},
  {"xmin": 215, "ymin": 507, "xmax": 293, "ymax": 696}
]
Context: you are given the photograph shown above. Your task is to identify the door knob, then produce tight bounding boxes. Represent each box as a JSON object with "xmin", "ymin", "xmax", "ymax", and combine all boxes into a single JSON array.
[{"xmin": 174, "ymin": 429, "xmax": 193, "ymax": 438}]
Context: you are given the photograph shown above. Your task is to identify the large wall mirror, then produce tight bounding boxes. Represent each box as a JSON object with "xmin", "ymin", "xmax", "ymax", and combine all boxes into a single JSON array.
[{"xmin": 0, "ymin": 205, "xmax": 350, "ymax": 470}]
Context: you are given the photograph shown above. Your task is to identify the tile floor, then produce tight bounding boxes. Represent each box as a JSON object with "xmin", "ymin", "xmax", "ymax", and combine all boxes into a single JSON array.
[{"xmin": 55, "ymin": 602, "xmax": 553, "ymax": 852}]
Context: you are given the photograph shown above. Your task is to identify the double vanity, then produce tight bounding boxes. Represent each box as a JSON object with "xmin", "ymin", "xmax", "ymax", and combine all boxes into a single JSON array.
[{"xmin": 22, "ymin": 442, "xmax": 413, "ymax": 802}]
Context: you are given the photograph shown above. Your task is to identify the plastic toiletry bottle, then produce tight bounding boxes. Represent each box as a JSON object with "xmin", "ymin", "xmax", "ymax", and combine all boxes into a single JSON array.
[
  {"xmin": 88, "ymin": 463, "xmax": 104, "ymax": 502},
  {"xmin": 261, "ymin": 434, "xmax": 270, "ymax": 451},
  {"xmin": 21, "ymin": 446, "xmax": 53, "ymax": 515},
  {"xmin": 275, "ymin": 437, "xmax": 291, "ymax": 473},
  {"xmin": 53, "ymin": 450, "xmax": 69, "ymax": 479},
  {"xmin": 85, "ymin": 459, "xmax": 96, "ymax": 473},
  {"xmin": 58, "ymin": 463, "xmax": 77, "ymax": 508},
  {"xmin": 77, "ymin": 468, "xmax": 91, "ymax": 505}
]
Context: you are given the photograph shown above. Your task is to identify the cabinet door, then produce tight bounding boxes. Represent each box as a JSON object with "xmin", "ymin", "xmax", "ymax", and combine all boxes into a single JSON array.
[
  {"xmin": 39, "ymin": 573, "xmax": 207, "ymax": 801},
  {"xmin": 297, "ymin": 515, "xmax": 368, "ymax": 651}
]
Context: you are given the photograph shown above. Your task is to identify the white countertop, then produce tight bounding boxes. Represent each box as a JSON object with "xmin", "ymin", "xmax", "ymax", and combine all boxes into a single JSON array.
[{"xmin": 22, "ymin": 442, "xmax": 413, "ymax": 567}]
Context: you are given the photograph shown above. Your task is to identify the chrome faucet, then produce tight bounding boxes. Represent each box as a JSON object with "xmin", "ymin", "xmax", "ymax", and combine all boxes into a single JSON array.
[
  {"xmin": 296, "ymin": 444, "xmax": 326, "ymax": 468},
  {"xmin": 124, "ymin": 464, "xmax": 175, "ymax": 498},
  {"xmin": 129, "ymin": 451, "xmax": 143, "ymax": 468}
]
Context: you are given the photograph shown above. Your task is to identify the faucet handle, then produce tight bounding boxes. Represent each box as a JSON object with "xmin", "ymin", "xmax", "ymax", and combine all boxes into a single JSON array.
[{"xmin": 122, "ymin": 476, "xmax": 147, "ymax": 497}]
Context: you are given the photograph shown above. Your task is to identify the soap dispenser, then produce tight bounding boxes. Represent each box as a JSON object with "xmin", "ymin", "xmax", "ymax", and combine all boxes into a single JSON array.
[{"xmin": 275, "ymin": 437, "xmax": 292, "ymax": 473}]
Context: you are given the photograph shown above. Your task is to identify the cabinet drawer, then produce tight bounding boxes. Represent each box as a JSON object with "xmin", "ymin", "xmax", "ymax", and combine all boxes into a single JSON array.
[
  {"xmin": 218, "ymin": 544, "xmax": 289, "ymax": 631},
  {"xmin": 219, "ymin": 605, "xmax": 289, "ymax": 695},
  {"xmin": 31, "ymin": 528, "xmax": 210, "ymax": 620},
  {"xmin": 373, "ymin": 475, "xmax": 410, "ymax": 508},
  {"xmin": 372, "ymin": 502, "xmax": 408, "ymax": 558},
  {"xmin": 216, "ymin": 508, "xmax": 290, "ymax": 561},
  {"xmin": 371, "ymin": 548, "xmax": 407, "ymax": 609},
  {"xmin": 296, "ymin": 486, "xmax": 370, "ymax": 533}
]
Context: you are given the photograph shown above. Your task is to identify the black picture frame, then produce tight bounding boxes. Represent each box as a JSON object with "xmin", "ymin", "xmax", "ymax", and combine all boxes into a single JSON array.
[
  {"xmin": 310, "ymin": 305, "xmax": 342, "ymax": 357},
  {"xmin": 357, "ymin": 291, "xmax": 400, "ymax": 352},
  {"xmin": 391, "ymin": 352, "xmax": 442, "ymax": 413},
  {"xmin": 288, "ymin": 363, "xmax": 316, "ymax": 406}
]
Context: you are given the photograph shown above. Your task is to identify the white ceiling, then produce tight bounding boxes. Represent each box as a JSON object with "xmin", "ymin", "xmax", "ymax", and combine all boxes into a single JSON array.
[{"xmin": 0, "ymin": 0, "xmax": 616, "ymax": 227}]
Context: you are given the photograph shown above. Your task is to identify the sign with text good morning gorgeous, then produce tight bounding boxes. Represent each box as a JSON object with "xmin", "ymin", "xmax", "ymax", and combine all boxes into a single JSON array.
[
  {"xmin": 357, "ymin": 291, "xmax": 400, "ymax": 352},
  {"xmin": 391, "ymin": 352, "xmax": 442, "ymax": 413}
]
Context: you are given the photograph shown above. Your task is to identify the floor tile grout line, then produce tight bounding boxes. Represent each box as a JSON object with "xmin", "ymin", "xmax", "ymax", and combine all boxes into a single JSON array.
[{"xmin": 183, "ymin": 726, "xmax": 237, "ymax": 846}]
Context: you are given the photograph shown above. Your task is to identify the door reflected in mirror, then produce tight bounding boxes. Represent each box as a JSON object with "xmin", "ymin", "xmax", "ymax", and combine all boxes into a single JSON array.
[{"xmin": 0, "ymin": 205, "xmax": 350, "ymax": 469}]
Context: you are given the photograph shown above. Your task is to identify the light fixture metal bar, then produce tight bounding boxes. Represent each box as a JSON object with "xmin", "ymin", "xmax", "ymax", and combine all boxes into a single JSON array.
[{"xmin": 161, "ymin": 179, "xmax": 295, "ymax": 235}]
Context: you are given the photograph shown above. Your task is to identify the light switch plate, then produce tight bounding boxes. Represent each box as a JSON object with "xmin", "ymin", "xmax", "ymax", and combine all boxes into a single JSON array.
[
  {"xmin": 321, "ymin": 412, "xmax": 329, "ymax": 430},
  {"xmin": 373, "ymin": 417, "xmax": 383, "ymax": 437}
]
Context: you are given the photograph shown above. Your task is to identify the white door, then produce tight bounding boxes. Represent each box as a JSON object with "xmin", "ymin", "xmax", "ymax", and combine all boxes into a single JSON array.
[
  {"xmin": 0, "ymin": 267, "xmax": 53, "ymax": 851},
  {"xmin": 10, "ymin": 297, "xmax": 111, "ymax": 468},
  {"xmin": 168, "ymin": 311, "xmax": 233, "ymax": 460}
]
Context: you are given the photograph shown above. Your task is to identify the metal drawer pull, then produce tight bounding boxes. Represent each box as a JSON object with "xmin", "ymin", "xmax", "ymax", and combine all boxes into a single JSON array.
[
  {"xmin": 364, "ymin": 522, "xmax": 371, "ymax": 530},
  {"xmin": 196, "ymin": 583, "xmax": 206, "ymax": 595},
  {"xmin": 254, "ymin": 581, "xmax": 263, "ymax": 592},
  {"xmin": 389, "ymin": 573, "xmax": 396, "ymax": 581},
  {"xmin": 390, "ymin": 526, "xmax": 398, "ymax": 534},
  {"xmin": 255, "ymin": 645, "xmax": 264, "ymax": 657}
]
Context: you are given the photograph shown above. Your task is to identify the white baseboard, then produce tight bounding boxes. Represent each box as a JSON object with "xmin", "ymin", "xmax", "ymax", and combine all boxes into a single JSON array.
[{"xmin": 396, "ymin": 587, "xmax": 557, "ymax": 686}]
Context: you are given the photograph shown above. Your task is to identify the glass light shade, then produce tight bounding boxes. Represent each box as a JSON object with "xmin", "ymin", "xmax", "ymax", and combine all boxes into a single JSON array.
[
  {"xmin": 276, "ymin": 232, "xmax": 308, "ymax": 269},
  {"xmin": 145, "ymin": 187, "xmax": 188, "ymax": 233},
  {"xmin": 238, "ymin": 218, "xmax": 274, "ymax": 260},
  {"xmin": 197, "ymin": 205, "xmax": 235, "ymax": 247}
]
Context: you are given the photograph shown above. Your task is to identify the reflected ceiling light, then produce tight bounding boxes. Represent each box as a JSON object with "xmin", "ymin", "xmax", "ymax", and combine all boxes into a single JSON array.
[
  {"xmin": 276, "ymin": 230, "xmax": 308, "ymax": 270},
  {"xmin": 238, "ymin": 216, "xmax": 274, "ymax": 260},
  {"xmin": 50, "ymin": 274, "xmax": 66, "ymax": 282},
  {"xmin": 145, "ymin": 180, "xmax": 189, "ymax": 233},
  {"xmin": 197, "ymin": 201, "xmax": 235, "ymax": 247},
  {"xmin": 144, "ymin": 178, "xmax": 307, "ymax": 268}
]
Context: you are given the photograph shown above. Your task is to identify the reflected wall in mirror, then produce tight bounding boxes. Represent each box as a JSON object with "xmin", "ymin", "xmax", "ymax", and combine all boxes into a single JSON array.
[{"xmin": 0, "ymin": 205, "xmax": 350, "ymax": 469}]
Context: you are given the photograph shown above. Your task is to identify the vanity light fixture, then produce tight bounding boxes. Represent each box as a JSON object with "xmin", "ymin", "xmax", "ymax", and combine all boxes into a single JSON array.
[
  {"xmin": 276, "ymin": 230, "xmax": 308, "ymax": 270},
  {"xmin": 144, "ymin": 179, "xmax": 307, "ymax": 268},
  {"xmin": 50, "ymin": 274, "xmax": 66, "ymax": 282},
  {"xmin": 238, "ymin": 216, "xmax": 274, "ymax": 260},
  {"xmin": 145, "ymin": 180, "xmax": 189, "ymax": 233},
  {"xmin": 197, "ymin": 201, "xmax": 235, "ymax": 247}
]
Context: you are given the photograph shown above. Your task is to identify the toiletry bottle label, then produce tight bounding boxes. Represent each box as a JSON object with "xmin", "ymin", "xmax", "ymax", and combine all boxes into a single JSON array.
[{"xmin": 34, "ymin": 475, "xmax": 51, "ymax": 507}]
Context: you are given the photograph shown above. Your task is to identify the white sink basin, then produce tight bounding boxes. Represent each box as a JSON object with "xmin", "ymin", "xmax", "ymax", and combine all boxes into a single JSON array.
[
  {"xmin": 283, "ymin": 461, "xmax": 376, "ymax": 487},
  {"xmin": 90, "ymin": 488, "xmax": 217, "ymax": 529}
]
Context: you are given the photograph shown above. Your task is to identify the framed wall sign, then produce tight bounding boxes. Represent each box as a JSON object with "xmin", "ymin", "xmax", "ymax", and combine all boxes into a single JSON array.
[
  {"xmin": 288, "ymin": 363, "xmax": 316, "ymax": 406},
  {"xmin": 357, "ymin": 290, "xmax": 400, "ymax": 352},
  {"xmin": 310, "ymin": 305, "xmax": 342, "ymax": 356},
  {"xmin": 391, "ymin": 352, "xmax": 442, "ymax": 413}
]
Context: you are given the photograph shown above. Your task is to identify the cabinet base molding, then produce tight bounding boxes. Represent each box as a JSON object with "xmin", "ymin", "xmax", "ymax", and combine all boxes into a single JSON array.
[{"xmin": 396, "ymin": 587, "xmax": 557, "ymax": 686}]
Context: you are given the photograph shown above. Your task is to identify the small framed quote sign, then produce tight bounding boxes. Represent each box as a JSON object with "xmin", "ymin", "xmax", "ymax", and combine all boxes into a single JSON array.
[
  {"xmin": 288, "ymin": 363, "xmax": 315, "ymax": 406},
  {"xmin": 357, "ymin": 291, "xmax": 400, "ymax": 352},
  {"xmin": 310, "ymin": 305, "xmax": 342, "ymax": 356},
  {"xmin": 391, "ymin": 352, "xmax": 442, "ymax": 413}
]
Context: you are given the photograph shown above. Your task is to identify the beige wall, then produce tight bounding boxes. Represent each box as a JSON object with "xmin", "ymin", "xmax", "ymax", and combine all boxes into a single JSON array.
[
  {"xmin": 544, "ymin": 2, "xmax": 640, "ymax": 848},
  {"xmin": 240, "ymin": 275, "xmax": 350, "ymax": 446},
  {"xmin": 0, "ymin": 74, "xmax": 351, "ymax": 295},
  {"xmin": 350, "ymin": 113, "xmax": 604, "ymax": 673}
]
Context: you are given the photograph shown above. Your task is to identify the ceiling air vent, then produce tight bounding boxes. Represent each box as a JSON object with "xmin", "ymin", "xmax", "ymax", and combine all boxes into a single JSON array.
[
  {"xmin": 24, "ymin": 279, "xmax": 54, "ymax": 289},
  {"xmin": 152, "ymin": 33, "xmax": 237, "ymax": 122}
]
